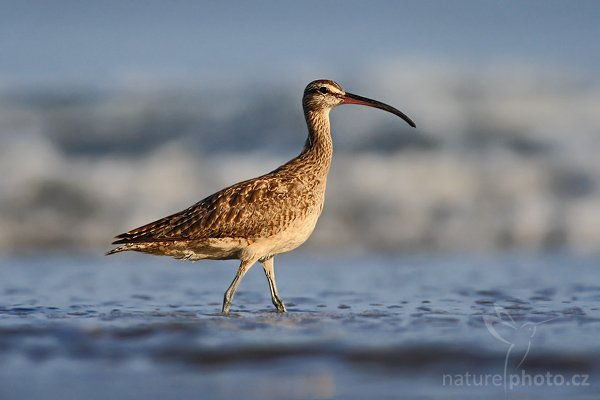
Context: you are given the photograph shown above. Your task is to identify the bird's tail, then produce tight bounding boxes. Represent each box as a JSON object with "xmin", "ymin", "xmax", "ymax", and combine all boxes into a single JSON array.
[{"xmin": 105, "ymin": 245, "xmax": 130, "ymax": 256}]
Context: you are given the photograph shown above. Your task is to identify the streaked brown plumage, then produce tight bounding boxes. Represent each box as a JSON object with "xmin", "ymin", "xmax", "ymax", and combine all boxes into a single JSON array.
[{"xmin": 107, "ymin": 79, "xmax": 416, "ymax": 314}]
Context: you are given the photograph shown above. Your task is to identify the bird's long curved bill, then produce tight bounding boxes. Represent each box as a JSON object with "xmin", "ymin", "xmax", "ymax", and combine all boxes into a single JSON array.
[{"xmin": 343, "ymin": 92, "xmax": 416, "ymax": 128}]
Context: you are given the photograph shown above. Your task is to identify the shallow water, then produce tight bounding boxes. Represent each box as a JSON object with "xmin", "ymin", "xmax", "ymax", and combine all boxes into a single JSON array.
[{"xmin": 0, "ymin": 252, "xmax": 599, "ymax": 399}]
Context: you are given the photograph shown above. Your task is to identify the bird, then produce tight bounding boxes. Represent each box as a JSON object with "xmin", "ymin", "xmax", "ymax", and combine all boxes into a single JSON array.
[{"xmin": 106, "ymin": 79, "xmax": 416, "ymax": 314}]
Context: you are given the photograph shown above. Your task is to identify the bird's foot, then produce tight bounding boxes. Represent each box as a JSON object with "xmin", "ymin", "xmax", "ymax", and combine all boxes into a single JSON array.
[
  {"xmin": 272, "ymin": 297, "xmax": 287, "ymax": 313},
  {"xmin": 222, "ymin": 296, "xmax": 232, "ymax": 315}
]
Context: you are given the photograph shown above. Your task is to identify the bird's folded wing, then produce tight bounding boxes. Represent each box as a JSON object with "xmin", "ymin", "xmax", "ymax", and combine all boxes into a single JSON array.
[{"xmin": 112, "ymin": 176, "xmax": 308, "ymax": 244}]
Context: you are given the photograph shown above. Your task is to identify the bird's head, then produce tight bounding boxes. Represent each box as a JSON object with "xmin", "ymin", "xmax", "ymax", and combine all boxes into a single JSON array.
[{"xmin": 302, "ymin": 79, "xmax": 416, "ymax": 128}]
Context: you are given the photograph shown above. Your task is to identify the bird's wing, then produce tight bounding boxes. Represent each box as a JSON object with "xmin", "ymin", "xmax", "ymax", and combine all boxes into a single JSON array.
[{"xmin": 112, "ymin": 175, "xmax": 310, "ymax": 244}]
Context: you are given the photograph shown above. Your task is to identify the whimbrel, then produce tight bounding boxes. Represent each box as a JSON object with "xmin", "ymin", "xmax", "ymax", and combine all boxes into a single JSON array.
[{"xmin": 107, "ymin": 80, "xmax": 416, "ymax": 314}]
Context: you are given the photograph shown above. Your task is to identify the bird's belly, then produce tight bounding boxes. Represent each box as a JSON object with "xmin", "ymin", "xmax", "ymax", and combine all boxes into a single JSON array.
[
  {"xmin": 152, "ymin": 238, "xmax": 249, "ymax": 261},
  {"xmin": 245, "ymin": 207, "xmax": 322, "ymax": 260}
]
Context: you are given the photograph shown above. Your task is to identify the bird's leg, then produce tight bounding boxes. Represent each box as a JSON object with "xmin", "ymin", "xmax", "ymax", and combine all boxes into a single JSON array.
[
  {"xmin": 261, "ymin": 257, "xmax": 287, "ymax": 313},
  {"xmin": 222, "ymin": 259, "xmax": 254, "ymax": 315}
]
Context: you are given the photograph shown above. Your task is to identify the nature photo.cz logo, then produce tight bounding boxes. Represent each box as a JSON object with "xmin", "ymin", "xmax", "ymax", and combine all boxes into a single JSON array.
[{"xmin": 442, "ymin": 305, "xmax": 590, "ymax": 395}]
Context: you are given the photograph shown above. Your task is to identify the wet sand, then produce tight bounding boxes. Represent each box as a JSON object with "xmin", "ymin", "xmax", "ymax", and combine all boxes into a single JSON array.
[{"xmin": 0, "ymin": 252, "xmax": 599, "ymax": 399}]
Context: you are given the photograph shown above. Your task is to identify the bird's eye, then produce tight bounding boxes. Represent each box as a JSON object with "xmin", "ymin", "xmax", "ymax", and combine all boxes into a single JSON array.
[{"xmin": 318, "ymin": 87, "xmax": 329, "ymax": 94}]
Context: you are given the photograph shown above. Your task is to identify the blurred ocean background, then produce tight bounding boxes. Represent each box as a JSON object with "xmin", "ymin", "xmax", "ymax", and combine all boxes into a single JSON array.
[
  {"xmin": 2, "ymin": 0, "xmax": 600, "ymax": 255},
  {"xmin": 1, "ymin": 1, "xmax": 600, "ymax": 399}
]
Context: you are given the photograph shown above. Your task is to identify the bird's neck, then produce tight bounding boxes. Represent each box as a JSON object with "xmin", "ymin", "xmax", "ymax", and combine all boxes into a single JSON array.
[{"xmin": 300, "ymin": 109, "xmax": 333, "ymax": 174}]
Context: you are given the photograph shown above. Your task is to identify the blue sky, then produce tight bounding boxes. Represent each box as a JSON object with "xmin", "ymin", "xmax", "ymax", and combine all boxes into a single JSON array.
[{"xmin": 1, "ymin": 0, "xmax": 599, "ymax": 86}]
